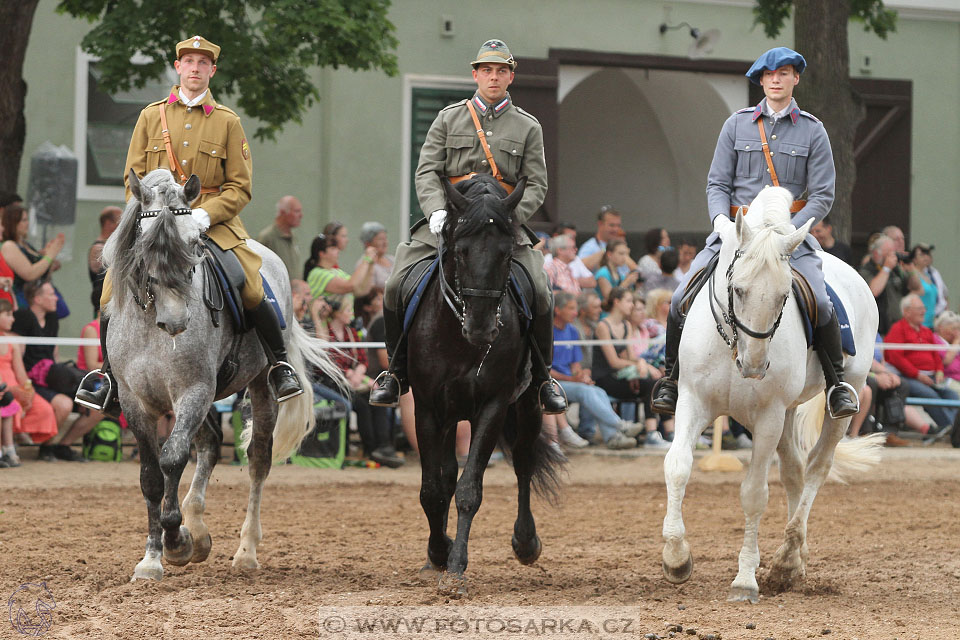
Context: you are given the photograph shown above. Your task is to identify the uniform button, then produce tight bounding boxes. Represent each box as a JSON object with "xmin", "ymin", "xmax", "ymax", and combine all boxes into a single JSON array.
[
  {"xmin": 512, "ymin": 149, "xmax": 517, "ymax": 153},
  {"xmin": 791, "ymin": 150, "xmax": 796, "ymax": 155},
  {"xmin": 481, "ymin": 160, "xmax": 487, "ymax": 165},
  {"xmin": 181, "ymin": 159, "xmax": 188, "ymax": 166},
  {"xmin": 186, "ymin": 107, "xmax": 192, "ymax": 113},
  {"xmin": 487, "ymin": 116, "xmax": 492, "ymax": 120},
  {"xmin": 153, "ymin": 146, "xmax": 158, "ymax": 150},
  {"xmin": 766, "ymin": 168, "xmax": 770, "ymax": 173},
  {"xmin": 185, "ymin": 123, "xmax": 192, "ymax": 130},
  {"xmin": 486, "ymin": 131, "xmax": 492, "ymax": 136},
  {"xmin": 183, "ymin": 141, "xmax": 189, "ymax": 147},
  {"xmin": 211, "ymin": 150, "xmax": 216, "ymax": 155},
  {"xmin": 745, "ymin": 145, "xmax": 750, "ymax": 150},
  {"xmin": 771, "ymin": 134, "xmax": 777, "ymax": 140}
]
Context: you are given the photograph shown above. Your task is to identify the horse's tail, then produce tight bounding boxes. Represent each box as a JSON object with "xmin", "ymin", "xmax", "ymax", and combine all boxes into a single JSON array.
[
  {"xmin": 499, "ymin": 422, "xmax": 566, "ymax": 507},
  {"xmin": 241, "ymin": 318, "xmax": 347, "ymax": 462},
  {"xmin": 795, "ymin": 393, "xmax": 884, "ymax": 483}
]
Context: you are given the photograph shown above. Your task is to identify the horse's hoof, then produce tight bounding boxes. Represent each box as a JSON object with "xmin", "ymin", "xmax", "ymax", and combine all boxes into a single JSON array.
[
  {"xmin": 131, "ymin": 558, "xmax": 163, "ymax": 582},
  {"xmin": 512, "ymin": 534, "xmax": 542, "ymax": 566},
  {"xmin": 662, "ymin": 554, "xmax": 694, "ymax": 584},
  {"xmin": 418, "ymin": 562, "xmax": 443, "ymax": 582},
  {"xmin": 162, "ymin": 526, "xmax": 194, "ymax": 567},
  {"xmin": 437, "ymin": 572, "xmax": 468, "ymax": 599},
  {"xmin": 190, "ymin": 533, "xmax": 213, "ymax": 564},
  {"xmin": 728, "ymin": 585, "xmax": 760, "ymax": 604},
  {"xmin": 764, "ymin": 564, "xmax": 805, "ymax": 594},
  {"xmin": 232, "ymin": 552, "xmax": 260, "ymax": 571}
]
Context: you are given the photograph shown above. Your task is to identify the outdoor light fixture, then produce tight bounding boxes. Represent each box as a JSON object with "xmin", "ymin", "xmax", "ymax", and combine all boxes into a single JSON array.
[{"xmin": 658, "ymin": 22, "xmax": 721, "ymax": 59}]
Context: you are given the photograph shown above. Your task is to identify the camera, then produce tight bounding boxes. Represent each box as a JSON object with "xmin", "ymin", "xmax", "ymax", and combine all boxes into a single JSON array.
[{"xmin": 897, "ymin": 251, "xmax": 912, "ymax": 264}]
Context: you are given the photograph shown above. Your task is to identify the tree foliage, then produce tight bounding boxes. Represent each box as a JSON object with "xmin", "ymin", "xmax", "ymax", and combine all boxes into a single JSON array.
[
  {"xmin": 753, "ymin": 0, "xmax": 897, "ymax": 39},
  {"xmin": 57, "ymin": 0, "xmax": 399, "ymax": 141}
]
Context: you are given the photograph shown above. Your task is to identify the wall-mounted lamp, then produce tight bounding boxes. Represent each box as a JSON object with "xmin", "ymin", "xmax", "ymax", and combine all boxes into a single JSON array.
[{"xmin": 658, "ymin": 22, "xmax": 721, "ymax": 59}]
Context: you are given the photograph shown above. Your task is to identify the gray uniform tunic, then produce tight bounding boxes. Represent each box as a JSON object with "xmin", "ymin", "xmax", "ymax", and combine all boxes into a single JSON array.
[
  {"xmin": 385, "ymin": 92, "xmax": 550, "ymax": 314},
  {"xmin": 671, "ymin": 98, "xmax": 837, "ymax": 326}
]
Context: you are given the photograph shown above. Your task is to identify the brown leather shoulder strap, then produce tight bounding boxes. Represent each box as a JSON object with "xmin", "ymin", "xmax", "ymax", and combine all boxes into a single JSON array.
[
  {"xmin": 757, "ymin": 118, "xmax": 779, "ymax": 187},
  {"xmin": 464, "ymin": 100, "xmax": 503, "ymax": 181},
  {"xmin": 159, "ymin": 102, "xmax": 187, "ymax": 183}
]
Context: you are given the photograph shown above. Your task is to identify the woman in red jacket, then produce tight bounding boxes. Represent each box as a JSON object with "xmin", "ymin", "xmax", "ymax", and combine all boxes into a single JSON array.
[{"xmin": 884, "ymin": 293, "xmax": 959, "ymax": 434}]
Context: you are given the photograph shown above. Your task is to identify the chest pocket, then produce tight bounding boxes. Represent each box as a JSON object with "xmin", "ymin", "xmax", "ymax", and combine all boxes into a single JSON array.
[
  {"xmin": 777, "ymin": 143, "xmax": 809, "ymax": 185},
  {"xmin": 144, "ymin": 137, "xmax": 166, "ymax": 173},
  {"xmin": 733, "ymin": 138, "xmax": 764, "ymax": 179},
  {"xmin": 443, "ymin": 134, "xmax": 475, "ymax": 176},
  {"xmin": 196, "ymin": 140, "xmax": 227, "ymax": 186},
  {"xmin": 496, "ymin": 138, "xmax": 525, "ymax": 180}
]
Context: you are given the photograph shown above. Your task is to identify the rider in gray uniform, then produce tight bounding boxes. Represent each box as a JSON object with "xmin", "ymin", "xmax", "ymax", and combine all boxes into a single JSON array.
[
  {"xmin": 652, "ymin": 47, "xmax": 859, "ymax": 420},
  {"xmin": 369, "ymin": 39, "xmax": 566, "ymax": 414}
]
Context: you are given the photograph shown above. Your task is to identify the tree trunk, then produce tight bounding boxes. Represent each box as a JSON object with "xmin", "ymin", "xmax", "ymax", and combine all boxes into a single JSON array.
[
  {"xmin": 0, "ymin": 0, "xmax": 40, "ymax": 194},
  {"xmin": 793, "ymin": 0, "xmax": 864, "ymax": 245}
]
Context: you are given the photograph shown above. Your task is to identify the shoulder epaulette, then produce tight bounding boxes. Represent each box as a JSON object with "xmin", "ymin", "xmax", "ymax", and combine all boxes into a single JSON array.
[
  {"xmin": 145, "ymin": 99, "xmax": 166, "ymax": 109},
  {"xmin": 214, "ymin": 104, "xmax": 239, "ymax": 117},
  {"xmin": 441, "ymin": 99, "xmax": 468, "ymax": 112},
  {"xmin": 735, "ymin": 107, "xmax": 753, "ymax": 114},
  {"xmin": 799, "ymin": 110, "xmax": 821, "ymax": 123},
  {"xmin": 514, "ymin": 105, "xmax": 541, "ymax": 124}
]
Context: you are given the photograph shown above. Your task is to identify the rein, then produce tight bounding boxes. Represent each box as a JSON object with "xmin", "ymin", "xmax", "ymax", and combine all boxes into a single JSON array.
[{"xmin": 709, "ymin": 248, "xmax": 789, "ymax": 353}]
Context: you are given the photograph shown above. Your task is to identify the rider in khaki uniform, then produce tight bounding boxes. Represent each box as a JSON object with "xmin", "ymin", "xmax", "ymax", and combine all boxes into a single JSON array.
[
  {"xmin": 369, "ymin": 39, "xmax": 566, "ymax": 413},
  {"xmin": 76, "ymin": 35, "xmax": 302, "ymax": 414}
]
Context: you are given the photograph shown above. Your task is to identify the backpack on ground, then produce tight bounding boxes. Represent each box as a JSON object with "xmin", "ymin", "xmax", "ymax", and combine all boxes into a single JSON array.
[{"xmin": 82, "ymin": 419, "xmax": 123, "ymax": 462}]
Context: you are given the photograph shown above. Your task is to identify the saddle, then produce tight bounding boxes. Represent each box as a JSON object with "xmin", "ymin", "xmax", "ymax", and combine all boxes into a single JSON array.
[
  {"xmin": 200, "ymin": 236, "xmax": 285, "ymax": 333},
  {"xmin": 398, "ymin": 250, "xmax": 536, "ymax": 335},
  {"xmin": 677, "ymin": 252, "xmax": 855, "ymax": 355}
]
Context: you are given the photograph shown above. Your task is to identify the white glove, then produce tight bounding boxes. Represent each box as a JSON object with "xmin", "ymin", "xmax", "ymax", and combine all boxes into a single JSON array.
[
  {"xmin": 429, "ymin": 209, "xmax": 447, "ymax": 235},
  {"xmin": 713, "ymin": 213, "xmax": 732, "ymax": 233},
  {"xmin": 191, "ymin": 208, "xmax": 211, "ymax": 232}
]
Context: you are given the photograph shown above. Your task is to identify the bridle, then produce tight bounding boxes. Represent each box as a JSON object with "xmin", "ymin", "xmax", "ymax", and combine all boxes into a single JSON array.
[
  {"xmin": 436, "ymin": 225, "xmax": 508, "ymax": 333},
  {"xmin": 131, "ymin": 204, "xmax": 196, "ymax": 311},
  {"xmin": 709, "ymin": 248, "xmax": 790, "ymax": 353}
]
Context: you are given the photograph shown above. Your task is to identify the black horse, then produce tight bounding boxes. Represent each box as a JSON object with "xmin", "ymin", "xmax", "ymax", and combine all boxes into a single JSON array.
[{"xmin": 409, "ymin": 175, "xmax": 564, "ymax": 598}]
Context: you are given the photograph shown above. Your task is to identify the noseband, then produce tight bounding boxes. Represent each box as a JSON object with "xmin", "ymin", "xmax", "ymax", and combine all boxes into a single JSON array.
[
  {"xmin": 709, "ymin": 249, "xmax": 789, "ymax": 352},
  {"xmin": 131, "ymin": 205, "xmax": 196, "ymax": 311}
]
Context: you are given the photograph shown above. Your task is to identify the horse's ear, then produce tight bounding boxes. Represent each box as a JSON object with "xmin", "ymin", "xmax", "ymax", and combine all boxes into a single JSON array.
[
  {"xmin": 735, "ymin": 210, "xmax": 753, "ymax": 245},
  {"xmin": 442, "ymin": 177, "xmax": 470, "ymax": 213},
  {"xmin": 129, "ymin": 169, "xmax": 145, "ymax": 203},
  {"xmin": 783, "ymin": 218, "xmax": 813, "ymax": 255},
  {"xmin": 501, "ymin": 176, "xmax": 527, "ymax": 212},
  {"xmin": 183, "ymin": 174, "xmax": 201, "ymax": 204}
]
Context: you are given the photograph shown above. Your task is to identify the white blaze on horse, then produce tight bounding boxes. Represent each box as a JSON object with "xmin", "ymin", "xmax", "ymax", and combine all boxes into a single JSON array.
[
  {"xmin": 102, "ymin": 169, "xmax": 343, "ymax": 581},
  {"xmin": 661, "ymin": 186, "xmax": 882, "ymax": 603}
]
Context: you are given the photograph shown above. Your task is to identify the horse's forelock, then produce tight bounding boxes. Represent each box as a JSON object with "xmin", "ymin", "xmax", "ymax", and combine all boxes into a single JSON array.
[{"xmin": 732, "ymin": 225, "xmax": 793, "ymax": 291}]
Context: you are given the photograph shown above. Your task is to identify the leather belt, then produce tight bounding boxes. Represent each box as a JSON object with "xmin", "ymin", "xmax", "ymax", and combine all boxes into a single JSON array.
[
  {"xmin": 730, "ymin": 200, "xmax": 806, "ymax": 216},
  {"xmin": 449, "ymin": 172, "xmax": 515, "ymax": 194}
]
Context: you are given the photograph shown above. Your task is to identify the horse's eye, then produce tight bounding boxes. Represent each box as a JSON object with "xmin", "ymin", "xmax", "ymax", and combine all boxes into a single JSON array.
[{"xmin": 734, "ymin": 287, "xmax": 744, "ymax": 297}]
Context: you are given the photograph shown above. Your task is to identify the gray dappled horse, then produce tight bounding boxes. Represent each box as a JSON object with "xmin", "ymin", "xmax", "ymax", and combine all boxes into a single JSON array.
[{"xmin": 103, "ymin": 169, "xmax": 342, "ymax": 581}]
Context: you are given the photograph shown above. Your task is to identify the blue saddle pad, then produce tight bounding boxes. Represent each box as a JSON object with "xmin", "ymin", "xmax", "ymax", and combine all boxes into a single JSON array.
[
  {"xmin": 797, "ymin": 282, "xmax": 855, "ymax": 356},
  {"xmin": 210, "ymin": 264, "xmax": 284, "ymax": 331}
]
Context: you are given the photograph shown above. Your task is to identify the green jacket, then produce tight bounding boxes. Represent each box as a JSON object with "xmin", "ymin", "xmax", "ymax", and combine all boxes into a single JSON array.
[{"xmin": 415, "ymin": 91, "xmax": 547, "ymax": 226}]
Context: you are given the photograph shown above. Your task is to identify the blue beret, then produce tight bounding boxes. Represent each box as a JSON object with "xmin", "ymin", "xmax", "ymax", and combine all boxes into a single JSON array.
[{"xmin": 745, "ymin": 47, "xmax": 807, "ymax": 85}]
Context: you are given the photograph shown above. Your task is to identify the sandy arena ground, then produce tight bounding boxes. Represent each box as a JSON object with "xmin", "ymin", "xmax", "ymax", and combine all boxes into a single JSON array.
[{"xmin": 2, "ymin": 444, "xmax": 959, "ymax": 639}]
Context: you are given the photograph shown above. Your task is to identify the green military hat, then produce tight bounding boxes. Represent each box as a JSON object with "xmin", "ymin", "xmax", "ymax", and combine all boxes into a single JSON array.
[
  {"xmin": 176, "ymin": 34, "xmax": 220, "ymax": 63},
  {"xmin": 471, "ymin": 39, "xmax": 516, "ymax": 69}
]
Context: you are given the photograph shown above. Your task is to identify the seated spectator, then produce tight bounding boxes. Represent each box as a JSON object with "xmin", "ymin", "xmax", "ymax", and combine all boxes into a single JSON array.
[
  {"xmin": 642, "ymin": 288, "xmax": 673, "ymax": 369},
  {"xmin": 325, "ymin": 299, "xmax": 402, "ymax": 468},
  {"xmin": 904, "ymin": 244, "xmax": 937, "ymax": 328},
  {"xmin": 290, "ymin": 279, "xmax": 312, "ymax": 325},
  {"xmin": 854, "ymin": 334, "xmax": 910, "ymax": 446},
  {"xmin": 544, "ymin": 235, "xmax": 581, "ymax": 294},
  {"xmin": 810, "ymin": 215, "xmax": 853, "ymax": 265},
  {"xmin": 579, "ymin": 206, "xmax": 636, "ymax": 273},
  {"xmin": 13, "ymin": 282, "xmax": 100, "ymax": 460},
  {"xmin": 934, "ymin": 310, "xmax": 960, "ymax": 397},
  {"xmin": 884, "ymin": 294, "xmax": 959, "ymax": 439},
  {"xmin": 545, "ymin": 223, "xmax": 596, "ymax": 290},
  {"xmin": 1, "ymin": 203, "xmax": 64, "ymax": 308},
  {"xmin": 88, "ymin": 206, "xmax": 121, "ymax": 313},
  {"xmin": 575, "ymin": 291, "xmax": 601, "ymax": 371},
  {"xmin": 593, "ymin": 288, "xmax": 669, "ymax": 449},
  {"xmin": 860, "ymin": 233, "xmax": 916, "ymax": 335},
  {"xmin": 641, "ymin": 248, "xmax": 680, "ymax": 296},
  {"xmin": 356, "ymin": 222, "xmax": 394, "ymax": 293},
  {"xmin": 637, "ymin": 227, "xmax": 670, "ymax": 282},
  {"xmin": 0, "ymin": 300, "xmax": 29, "ymax": 466},
  {"xmin": 595, "ymin": 239, "xmax": 639, "ymax": 300},
  {"xmin": 304, "ymin": 233, "xmax": 376, "ymax": 323},
  {"xmin": 674, "ymin": 239, "xmax": 697, "ymax": 280},
  {"xmin": 353, "ymin": 290, "xmax": 383, "ymax": 337},
  {"xmin": 550, "ymin": 292, "xmax": 641, "ymax": 450}
]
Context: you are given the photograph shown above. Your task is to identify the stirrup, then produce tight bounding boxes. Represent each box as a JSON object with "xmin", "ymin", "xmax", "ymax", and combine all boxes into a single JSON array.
[
  {"xmin": 825, "ymin": 381, "xmax": 859, "ymax": 419},
  {"xmin": 539, "ymin": 378, "xmax": 567, "ymax": 414},
  {"xmin": 369, "ymin": 371, "xmax": 401, "ymax": 407},
  {"xmin": 268, "ymin": 361, "xmax": 303, "ymax": 403},
  {"xmin": 75, "ymin": 369, "xmax": 113, "ymax": 412}
]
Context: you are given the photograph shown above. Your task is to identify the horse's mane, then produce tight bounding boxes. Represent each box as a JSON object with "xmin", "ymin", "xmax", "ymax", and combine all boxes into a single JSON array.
[
  {"xmin": 731, "ymin": 188, "xmax": 796, "ymax": 288},
  {"xmin": 447, "ymin": 175, "xmax": 516, "ymax": 241},
  {"xmin": 102, "ymin": 169, "xmax": 202, "ymax": 313}
]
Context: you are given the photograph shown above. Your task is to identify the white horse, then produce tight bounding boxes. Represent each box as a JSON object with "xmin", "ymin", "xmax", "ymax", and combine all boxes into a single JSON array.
[{"xmin": 661, "ymin": 186, "xmax": 882, "ymax": 603}]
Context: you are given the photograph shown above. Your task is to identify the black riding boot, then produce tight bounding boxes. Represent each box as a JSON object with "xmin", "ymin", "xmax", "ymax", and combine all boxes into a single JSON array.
[
  {"xmin": 651, "ymin": 312, "xmax": 683, "ymax": 415},
  {"xmin": 369, "ymin": 305, "xmax": 406, "ymax": 407},
  {"xmin": 250, "ymin": 299, "xmax": 303, "ymax": 402},
  {"xmin": 814, "ymin": 311, "xmax": 859, "ymax": 419},
  {"xmin": 531, "ymin": 308, "xmax": 567, "ymax": 415},
  {"xmin": 75, "ymin": 315, "xmax": 121, "ymax": 417}
]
